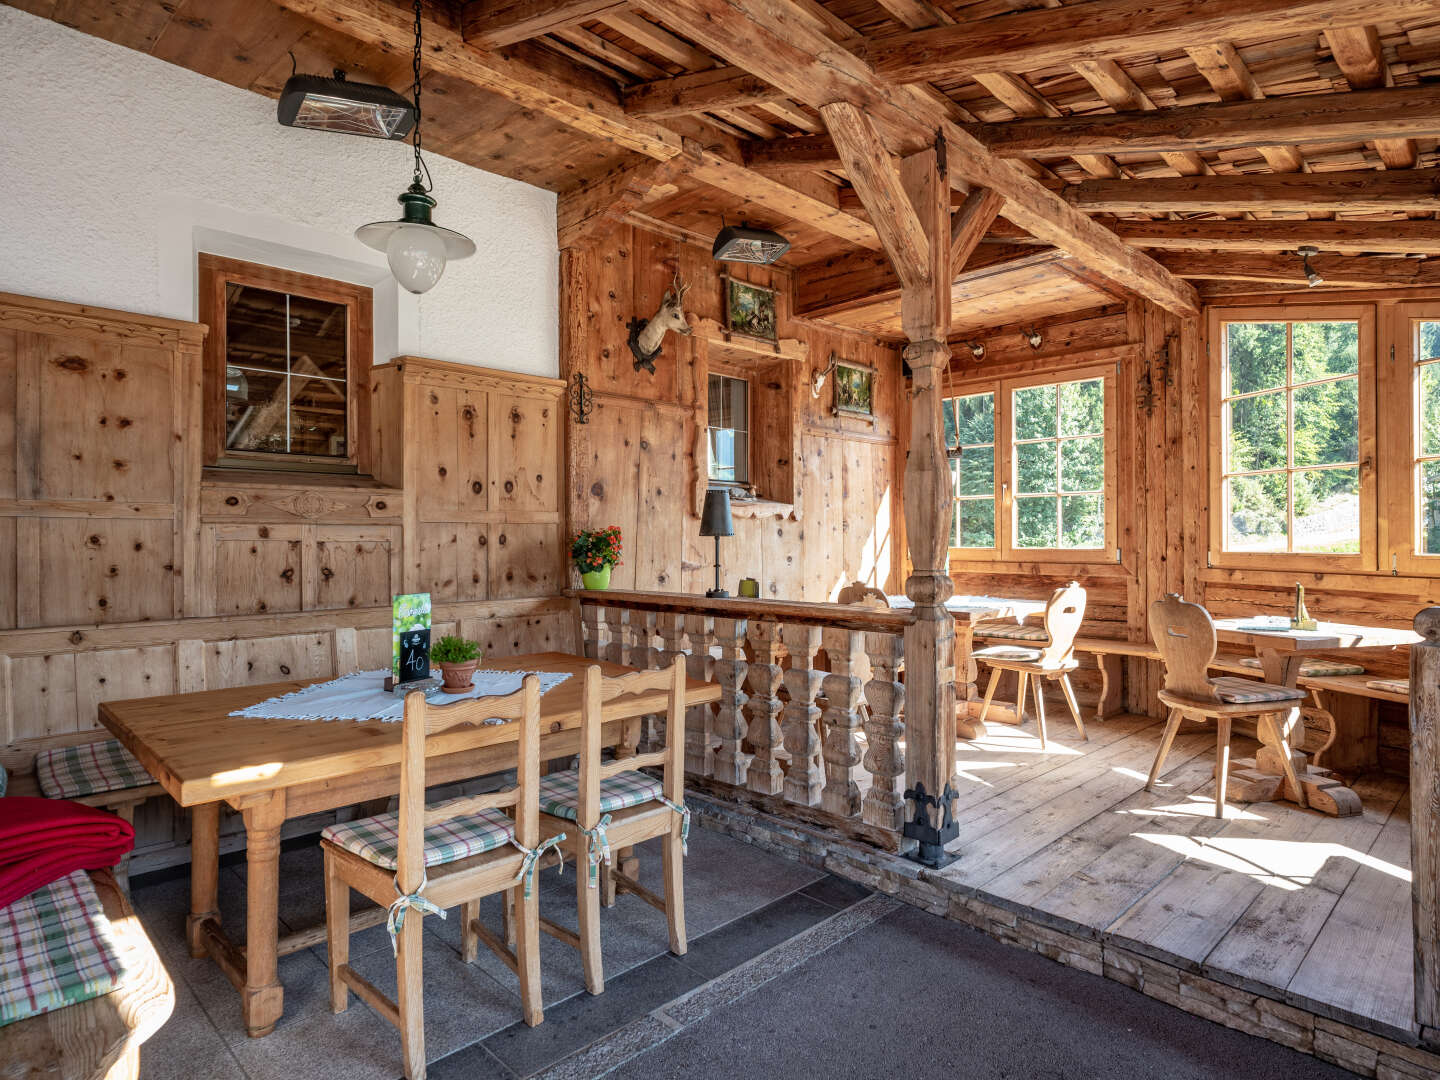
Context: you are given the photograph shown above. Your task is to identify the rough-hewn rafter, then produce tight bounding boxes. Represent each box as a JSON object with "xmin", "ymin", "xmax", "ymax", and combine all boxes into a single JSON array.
[
  {"xmin": 741, "ymin": 134, "xmax": 842, "ymax": 173},
  {"xmin": 557, "ymin": 159, "xmax": 683, "ymax": 249},
  {"xmin": 949, "ymin": 187, "xmax": 1004, "ymax": 277},
  {"xmin": 1067, "ymin": 172, "xmax": 1440, "ymax": 214},
  {"xmin": 269, "ymin": 0, "xmax": 882, "ymax": 251},
  {"xmin": 644, "ymin": 0, "xmax": 1198, "ymax": 315},
  {"xmin": 861, "ymin": 0, "xmax": 1435, "ymax": 85},
  {"xmin": 1111, "ymin": 220, "xmax": 1440, "ymax": 255},
  {"xmin": 966, "ymin": 86, "xmax": 1440, "ymax": 158},
  {"xmin": 460, "ymin": 0, "xmax": 625, "ymax": 47},
  {"xmin": 1157, "ymin": 251, "xmax": 1440, "ymax": 288},
  {"xmin": 1326, "ymin": 25, "xmax": 1418, "ymax": 169},
  {"xmin": 622, "ymin": 65, "xmax": 788, "ymax": 117}
]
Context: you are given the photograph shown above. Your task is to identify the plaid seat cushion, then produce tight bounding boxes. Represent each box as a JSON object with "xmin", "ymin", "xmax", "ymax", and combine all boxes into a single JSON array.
[
  {"xmin": 972, "ymin": 620, "xmax": 1048, "ymax": 641},
  {"xmin": 538, "ymin": 769, "xmax": 663, "ymax": 821},
  {"xmin": 35, "ymin": 739, "xmax": 153, "ymax": 800},
  {"xmin": 1211, "ymin": 677, "xmax": 1306, "ymax": 705},
  {"xmin": 0, "ymin": 870, "xmax": 128, "ymax": 1027},
  {"xmin": 1367, "ymin": 678, "xmax": 1409, "ymax": 695},
  {"xmin": 321, "ymin": 801, "xmax": 515, "ymax": 871},
  {"xmin": 1237, "ymin": 657, "xmax": 1365, "ymax": 677},
  {"xmin": 974, "ymin": 645, "xmax": 1042, "ymax": 662}
]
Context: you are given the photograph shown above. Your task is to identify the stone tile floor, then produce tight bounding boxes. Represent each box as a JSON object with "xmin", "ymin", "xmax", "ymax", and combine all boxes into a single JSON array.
[{"xmin": 130, "ymin": 826, "xmax": 1354, "ymax": 1080}]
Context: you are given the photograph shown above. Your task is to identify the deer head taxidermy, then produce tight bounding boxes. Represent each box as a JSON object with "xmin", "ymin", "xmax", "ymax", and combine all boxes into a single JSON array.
[{"xmin": 627, "ymin": 271, "xmax": 692, "ymax": 374}]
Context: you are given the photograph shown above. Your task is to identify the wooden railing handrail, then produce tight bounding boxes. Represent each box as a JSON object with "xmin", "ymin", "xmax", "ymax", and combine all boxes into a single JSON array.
[{"xmin": 568, "ymin": 588, "xmax": 915, "ymax": 633}]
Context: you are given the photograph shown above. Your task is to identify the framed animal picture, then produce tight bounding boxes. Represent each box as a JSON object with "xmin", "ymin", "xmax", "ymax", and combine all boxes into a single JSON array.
[
  {"xmin": 833, "ymin": 360, "xmax": 877, "ymax": 419},
  {"xmin": 722, "ymin": 276, "xmax": 778, "ymax": 342}
]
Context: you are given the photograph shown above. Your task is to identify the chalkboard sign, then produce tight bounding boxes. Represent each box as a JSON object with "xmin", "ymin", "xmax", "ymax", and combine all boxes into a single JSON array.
[{"xmin": 390, "ymin": 593, "xmax": 436, "ymax": 691}]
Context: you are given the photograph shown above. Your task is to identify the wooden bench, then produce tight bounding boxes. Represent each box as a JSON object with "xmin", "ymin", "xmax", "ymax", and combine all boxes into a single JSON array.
[{"xmin": 0, "ymin": 868, "xmax": 174, "ymax": 1080}]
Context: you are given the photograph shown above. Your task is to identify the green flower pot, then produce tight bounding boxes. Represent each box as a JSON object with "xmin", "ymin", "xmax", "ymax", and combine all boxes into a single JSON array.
[{"xmin": 581, "ymin": 566, "xmax": 612, "ymax": 590}]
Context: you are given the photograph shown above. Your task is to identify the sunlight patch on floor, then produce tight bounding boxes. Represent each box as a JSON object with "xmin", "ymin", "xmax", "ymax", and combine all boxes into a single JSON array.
[{"xmin": 1134, "ymin": 832, "xmax": 1411, "ymax": 891}]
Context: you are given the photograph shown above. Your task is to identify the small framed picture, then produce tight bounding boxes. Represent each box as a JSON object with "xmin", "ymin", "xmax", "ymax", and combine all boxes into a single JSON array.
[
  {"xmin": 834, "ymin": 360, "xmax": 876, "ymax": 419},
  {"xmin": 722, "ymin": 276, "xmax": 778, "ymax": 342}
]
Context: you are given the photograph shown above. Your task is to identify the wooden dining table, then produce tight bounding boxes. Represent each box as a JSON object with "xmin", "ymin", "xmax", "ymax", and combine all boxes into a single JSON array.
[{"xmin": 98, "ymin": 651, "xmax": 721, "ymax": 1038}]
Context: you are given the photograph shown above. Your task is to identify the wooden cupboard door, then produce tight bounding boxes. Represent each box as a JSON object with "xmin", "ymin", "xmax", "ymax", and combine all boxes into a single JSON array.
[
  {"xmin": 491, "ymin": 523, "xmax": 561, "ymax": 598},
  {"xmin": 416, "ymin": 523, "xmax": 488, "ymax": 602},
  {"xmin": 210, "ymin": 528, "xmax": 303, "ymax": 615},
  {"xmin": 489, "ymin": 392, "xmax": 558, "ymax": 513},
  {"xmin": 414, "ymin": 386, "xmax": 488, "ymax": 521},
  {"xmin": 313, "ymin": 528, "xmax": 397, "ymax": 610},
  {"xmin": 25, "ymin": 518, "xmax": 176, "ymax": 627}
]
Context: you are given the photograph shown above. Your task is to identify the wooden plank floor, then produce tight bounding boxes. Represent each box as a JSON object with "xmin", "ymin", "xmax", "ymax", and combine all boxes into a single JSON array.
[{"xmin": 936, "ymin": 714, "xmax": 1416, "ymax": 1041}]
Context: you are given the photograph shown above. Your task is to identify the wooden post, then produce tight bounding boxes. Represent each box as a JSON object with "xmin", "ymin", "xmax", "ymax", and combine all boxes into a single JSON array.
[
  {"xmin": 780, "ymin": 623, "xmax": 825, "ymax": 807},
  {"xmin": 821, "ymin": 626, "xmax": 865, "ymax": 818},
  {"xmin": 862, "ymin": 631, "xmax": 907, "ymax": 834},
  {"xmin": 744, "ymin": 620, "xmax": 785, "ymax": 796},
  {"xmin": 712, "ymin": 617, "xmax": 750, "ymax": 785},
  {"xmin": 1413, "ymin": 607, "xmax": 1440, "ymax": 1047}
]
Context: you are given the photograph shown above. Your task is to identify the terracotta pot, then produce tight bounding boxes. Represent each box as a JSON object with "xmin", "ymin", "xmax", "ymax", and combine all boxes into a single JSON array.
[{"xmin": 438, "ymin": 659, "xmax": 479, "ymax": 692}]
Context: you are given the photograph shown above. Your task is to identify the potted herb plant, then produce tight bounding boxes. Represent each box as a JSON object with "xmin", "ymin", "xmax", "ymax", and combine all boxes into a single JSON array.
[
  {"xmin": 431, "ymin": 635, "xmax": 481, "ymax": 691},
  {"xmin": 570, "ymin": 525, "xmax": 623, "ymax": 590}
]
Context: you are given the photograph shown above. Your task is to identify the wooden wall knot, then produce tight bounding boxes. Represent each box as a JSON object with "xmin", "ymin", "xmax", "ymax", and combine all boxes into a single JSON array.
[
  {"xmin": 279, "ymin": 567, "xmax": 295, "ymax": 583},
  {"xmin": 471, "ymin": 481, "xmax": 483, "ymax": 494},
  {"xmin": 68, "ymin": 631, "xmax": 84, "ymax": 645},
  {"xmin": 53, "ymin": 355, "xmax": 89, "ymax": 373}
]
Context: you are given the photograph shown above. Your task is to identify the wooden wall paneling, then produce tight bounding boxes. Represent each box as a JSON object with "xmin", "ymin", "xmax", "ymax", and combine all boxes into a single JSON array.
[
  {"xmin": 204, "ymin": 632, "xmax": 332, "ymax": 689},
  {"xmin": 633, "ymin": 403, "xmax": 688, "ymax": 591},
  {"xmin": 10, "ymin": 653, "xmax": 78, "ymax": 741},
  {"xmin": 204, "ymin": 525, "xmax": 304, "ymax": 615},
  {"xmin": 488, "ymin": 390, "xmax": 560, "ymax": 514},
  {"xmin": 414, "ymin": 384, "xmax": 464, "ymax": 521},
  {"xmin": 311, "ymin": 526, "xmax": 400, "ymax": 610},
  {"xmin": 0, "ymin": 330, "xmax": 17, "ymax": 505},
  {"xmin": 74, "ymin": 646, "xmax": 178, "ymax": 735},
  {"xmin": 417, "ymin": 522, "xmax": 462, "ymax": 602},
  {"xmin": 34, "ymin": 518, "xmax": 176, "ymax": 627},
  {"xmin": 490, "ymin": 522, "xmax": 562, "ymax": 598}
]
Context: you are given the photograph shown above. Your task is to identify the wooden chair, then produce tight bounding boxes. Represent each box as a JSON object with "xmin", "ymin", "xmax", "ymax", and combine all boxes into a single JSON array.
[
  {"xmin": 536, "ymin": 657, "xmax": 689, "ymax": 995},
  {"xmin": 1145, "ymin": 594, "xmax": 1308, "ymax": 818},
  {"xmin": 319, "ymin": 677, "xmax": 560, "ymax": 1080},
  {"xmin": 975, "ymin": 582, "xmax": 1088, "ymax": 749}
]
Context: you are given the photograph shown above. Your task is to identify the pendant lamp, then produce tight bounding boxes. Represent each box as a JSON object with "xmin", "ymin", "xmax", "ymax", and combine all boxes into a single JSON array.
[{"xmin": 355, "ymin": 1, "xmax": 474, "ymax": 294}]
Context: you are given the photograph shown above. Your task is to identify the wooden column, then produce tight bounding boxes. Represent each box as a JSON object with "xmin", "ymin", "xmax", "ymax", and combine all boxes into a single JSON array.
[
  {"xmin": 744, "ymin": 620, "xmax": 785, "ymax": 796},
  {"xmin": 712, "ymin": 616, "xmax": 751, "ymax": 785},
  {"xmin": 1413, "ymin": 607, "xmax": 1440, "ymax": 1047},
  {"xmin": 780, "ymin": 623, "xmax": 825, "ymax": 807}
]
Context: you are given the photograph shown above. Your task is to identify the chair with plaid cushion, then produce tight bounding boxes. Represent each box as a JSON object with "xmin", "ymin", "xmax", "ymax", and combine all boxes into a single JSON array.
[
  {"xmin": 536, "ymin": 657, "xmax": 688, "ymax": 996},
  {"xmin": 974, "ymin": 583, "xmax": 1089, "ymax": 749},
  {"xmin": 1146, "ymin": 595, "xmax": 1308, "ymax": 819},
  {"xmin": 320, "ymin": 676, "xmax": 560, "ymax": 1080}
]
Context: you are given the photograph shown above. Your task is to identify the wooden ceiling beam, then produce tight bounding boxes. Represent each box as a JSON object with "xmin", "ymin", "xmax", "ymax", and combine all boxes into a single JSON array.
[
  {"xmin": 460, "ymin": 0, "xmax": 626, "ymax": 47},
  {"xmin": 557, "ymin": 158, "xmax": 684, "ymax": 249},
  {"xmin": 1157, "ymin": 251, "xmax": 1440, "ymax": 288},
  {"xmin": 861, "ymin": 0, "xmax": 1435, "ymax": 84},
  {"xmin": 950, "ymin": 188, "xmax": 1006, "ymax": 278},
  {"xmin": 1066, "ymin": 171, "xmax": 1440, "ymax": 213},
  {"xmin": 1070, "ymin": 60, "xmax": 1211, "ymax": 177},
  {"xmin": 270, "ymin": 0, "xmax": 882, "ymax": 251},
  {"xmin": 1326, "ymin": 25, "xmax": 1418, "ymax": 169},
  {"xmin": 1111, "ymin": 219, "xmax": 1440, "ymax": 255},
  {"xmin": 821, "ymin": 102, "xmax": 930, "ymax": 291},
  {"xmin": 741, "ymin": 134, "xmax": 842, "ymax": 173},
  {"xmin": 643, "ymin": 0, "xmax": 1198, "ymax": 315},
  {"xmin": 967, "ymin": 86, "xmax": 1440, "ymax": 158},
  {"xmin": 1186, "ymin": 43, "xmax": 1305, "ymax": 174},
  {"xmin": 623, "ymin": 66, "xmax": 787, "ymax": 117}
]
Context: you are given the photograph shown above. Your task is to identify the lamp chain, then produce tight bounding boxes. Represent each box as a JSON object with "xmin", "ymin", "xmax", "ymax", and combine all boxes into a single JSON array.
[{"xmin": 410, "ymin": 0, "xmax": 433, "ymax": 192}]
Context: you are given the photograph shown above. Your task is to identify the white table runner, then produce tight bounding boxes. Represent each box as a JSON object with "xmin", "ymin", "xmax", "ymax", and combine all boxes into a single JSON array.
[{"xmin": 230, "ymin": 669, "xmax": 572, "ymax": 723}]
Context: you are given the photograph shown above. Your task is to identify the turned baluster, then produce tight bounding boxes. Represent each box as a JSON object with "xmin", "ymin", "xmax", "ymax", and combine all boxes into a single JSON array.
[
  {"xmin": 780, "ymin": 624, "xmax": 825, "ymax": 807},
  {"xmin": 627, "ymin": 610, "xmax": 660, "ymax": 750},
  {"xmin": 580, "ymin": 603, "xmax": 604, "ymax": 660},
  {"xmin": 652, "ymin": 613, "xmax": 688, "ymax": 753},
  {"xmin": 745, "ymin": 620, "xmax": 785, "ymax": 796},
  {"xmin": 820, "ymin": 627, "xmax": 865, "ymax": 818},
  {"xmin": 711, "ymin": 617, "xmax": 750, "ymax": 785},
  {"xmin": 862, "ymin": 630, "xmax": 906, "ymax": 833},
  {"xmin": 602, "ymin": 606, "xmax": 627, "ymax": 666},
  {"xmin": 682, "ymin": 615, "xmax": 715, "ymax": 777}
]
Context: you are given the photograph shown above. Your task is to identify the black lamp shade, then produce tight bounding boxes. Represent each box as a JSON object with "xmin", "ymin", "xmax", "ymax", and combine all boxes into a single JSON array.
[{"xmin": 700, "ymin": 488, "xmax": 735, "ymax": 538}]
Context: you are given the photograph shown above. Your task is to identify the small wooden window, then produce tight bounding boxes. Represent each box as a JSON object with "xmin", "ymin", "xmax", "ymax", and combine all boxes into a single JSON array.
[
  {"xmin": 1208, "ymin": 305, "xmax": 1375, "ymax": 570},
  {"xmin": 1413, "ymin": 317, "xmax": 1440, "ymax": 556},
  {"xmin": 707, "ymin": 372, "xmax": 750, "ymax": 487},
  {"xmin": 199, "ymin": 255, "xmax": 372, "ymax": 473},
  {"xmin": 944, "ymin": 390, "xmax": 996, "ymax": 550}
]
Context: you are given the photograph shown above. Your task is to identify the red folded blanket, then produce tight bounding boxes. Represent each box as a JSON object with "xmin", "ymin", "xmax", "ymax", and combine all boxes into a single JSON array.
[{"xmin": 0, "ymin": 797, "xmax": 134, "ymax": 910}]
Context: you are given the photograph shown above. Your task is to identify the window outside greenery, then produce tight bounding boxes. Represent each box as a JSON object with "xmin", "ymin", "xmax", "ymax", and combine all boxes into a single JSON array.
[
  {"xmin": 1012, "ymin": 377, "xmax": 1105, "ymax": 549},
  {"xmin": 707, "ymin": 373, "xmax": 749, "ymax": 485},
  {"xmin": 943, "ymin": 391, "xmax": 995, "ymax": 548},
  {"xmin": 1221, "ymin": 321, "xmax": 1360, "ymax": 554},
  {"xmin": 1418, "ymin": 321, "xmax": 1440, "ymax": 555}
]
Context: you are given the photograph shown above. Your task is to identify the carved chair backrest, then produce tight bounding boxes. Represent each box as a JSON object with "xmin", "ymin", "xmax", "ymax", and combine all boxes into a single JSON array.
[
  {"xmin": 395, "ymin": 679, "xmax": 541, "ymax": 896},
  {"xmin": 837, "ymin": 581, "xmax": 890, "ymax": 609},
  {"xmin": 1149, "ymin": 594, "xmax": 1223, "ymax": 703},
  {"xmin": 1036, "ymin": 581, "xmax": 1087, "ymax": 668},
  {"xmin": 576, "ymin": 659, "xmax": 686, "ymax": 831}
]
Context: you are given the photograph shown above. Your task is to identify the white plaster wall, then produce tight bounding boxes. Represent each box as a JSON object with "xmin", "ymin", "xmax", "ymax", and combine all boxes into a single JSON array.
[{"xmin": 0, "ymin": 7, "xmax": 558, "ymax": 376}]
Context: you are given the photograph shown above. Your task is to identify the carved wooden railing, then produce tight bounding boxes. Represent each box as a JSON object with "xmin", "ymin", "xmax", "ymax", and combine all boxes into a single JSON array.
[{"xmin": 573, "ymin": 589, "xmax": 915, "ymax": 850}]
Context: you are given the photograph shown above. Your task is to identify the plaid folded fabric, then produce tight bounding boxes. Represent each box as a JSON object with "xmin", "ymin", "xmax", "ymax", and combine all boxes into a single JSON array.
[
  {"xmin": 1212, "ymin": 677, "xmax": 1306, "ymax": 705},
  {"xmin": 974, "ymin": 645, "xmax": 1042, "ymax": 662},
  {"xmin": 1237, "ymin": 657, "xmax": 1365, "ymax": 678},
  {"xmin": 0, "ymin": 870, "xmax": 128, "ymax": 1027},
  {"xmin": 1366, "ymin": 678, "xmax": 1409, "ymax": 695},
  {"xmin": 34, "ymin": 740, "xmax": 153, "ymax": 800},
  {"xmin": 538, "ymin": 769, "xmax": 664, "ymax": 821},
  {"xmin": 972, "ymin": 620, "xmax": 1048, "ymax": 641},
  {"xmin": 322, "ymin": 801, "xmax": 515, "ymax": 871}
]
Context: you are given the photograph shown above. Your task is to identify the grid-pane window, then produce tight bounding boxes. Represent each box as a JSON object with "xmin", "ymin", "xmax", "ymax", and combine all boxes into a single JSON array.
[
  {"xmin": 1012, "ymin": 377, "xmax": 1105, "ymax": 549},
  {"xmin": 944, "ymin": 391, "xmax": 995, "ymax": 548},
  {"xmin": 1220, "ymin": 320, "xmax": 1360, "ymax": 554},
  {"xmin": 707, "ymin": 373, "xmax": 750, "ymax": 485},
  {"xmin": 1417, "ymin": 320, "xmax": 1440, "ymax": 555},
  {"xmin": 224, "ymin": 284, "xmax": 349, "ymax": 458}
]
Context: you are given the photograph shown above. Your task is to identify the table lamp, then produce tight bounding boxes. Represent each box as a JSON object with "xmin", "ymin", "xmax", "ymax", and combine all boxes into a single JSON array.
[{"xmin": 700, "ymin": 488, "xmax": 734, "ymax": 598}]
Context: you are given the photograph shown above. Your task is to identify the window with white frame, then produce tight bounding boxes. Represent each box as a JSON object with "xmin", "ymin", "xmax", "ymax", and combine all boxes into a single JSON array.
[
  {"xmin": 1415, "ymin": 319, "xmax": 1440, "ymax": 555},
  {"xmin": 707, "ymin": 373, "xmax": 750, "ymax": 486},
  {"xmin": 944, "ymin": 390, "xmax": 996, "ymax": 549}
]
